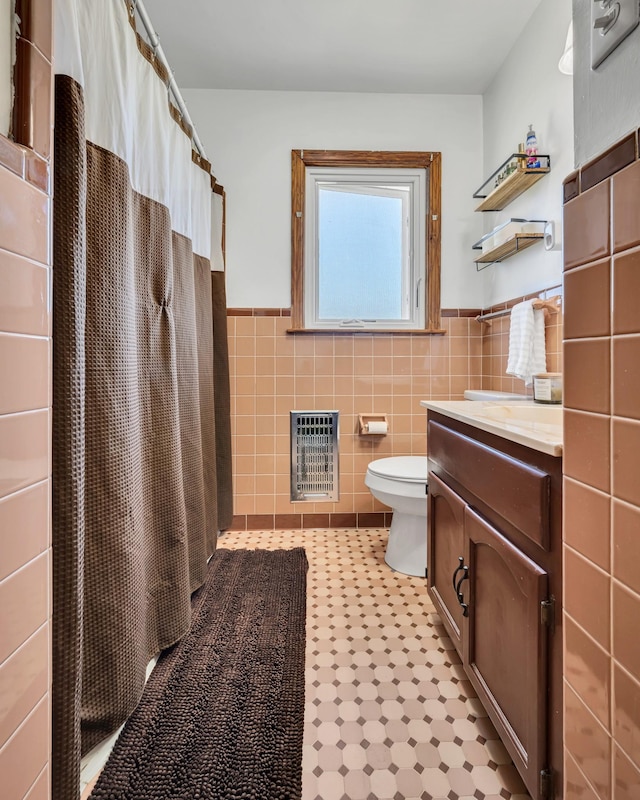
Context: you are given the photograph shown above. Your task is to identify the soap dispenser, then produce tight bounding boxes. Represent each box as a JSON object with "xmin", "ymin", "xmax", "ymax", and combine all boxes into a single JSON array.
[{"xmin": 525, "ymin": 125, "xmax": 540, "ymax": 168}]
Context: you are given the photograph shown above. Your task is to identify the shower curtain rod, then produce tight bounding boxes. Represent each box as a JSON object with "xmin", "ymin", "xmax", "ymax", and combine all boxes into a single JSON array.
[{"xmin": 133, "ymin": 0, "xmax": 208, "ymax": 161}]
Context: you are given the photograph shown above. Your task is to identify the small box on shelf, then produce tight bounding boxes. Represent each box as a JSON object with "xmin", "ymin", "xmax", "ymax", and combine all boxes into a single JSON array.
[{"xmin": 472, "ymin": 219, "xmax": 546, "ymax": 270}]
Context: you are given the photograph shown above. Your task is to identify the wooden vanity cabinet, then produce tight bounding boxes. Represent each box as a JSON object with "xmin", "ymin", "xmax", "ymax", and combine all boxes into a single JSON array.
[
  {"xmin": 426, "ymin": 412, "xmax": 562, "ymax": 800},
  {"xmin": 428, "ymin": 474, "xmax": 465, "ymax": 652}
]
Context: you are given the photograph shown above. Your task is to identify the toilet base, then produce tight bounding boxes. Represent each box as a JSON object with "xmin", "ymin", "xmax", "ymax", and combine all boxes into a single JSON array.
[{"xmin": 384, "ymin": 511, "xmax": 427, "ymax": 577}]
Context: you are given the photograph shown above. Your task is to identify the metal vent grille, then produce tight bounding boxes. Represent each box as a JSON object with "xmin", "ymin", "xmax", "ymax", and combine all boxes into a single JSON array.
[{"xmin": 290, "ymin": 411, "xmax": 339, "ymax": 502}]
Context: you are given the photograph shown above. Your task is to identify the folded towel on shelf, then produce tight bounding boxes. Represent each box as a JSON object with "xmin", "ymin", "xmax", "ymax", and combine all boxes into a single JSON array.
[{"xmin": 506, "ymin": 300, "xmax": 547, "ymax": 386}]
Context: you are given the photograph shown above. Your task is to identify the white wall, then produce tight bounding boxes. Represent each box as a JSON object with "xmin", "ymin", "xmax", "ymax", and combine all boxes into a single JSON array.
[
  {"xmin": 573, "ymin": 0, "xmax": 640, "ymax": 166},
  {"xmin": 183, "ymin": 89, "xmax": 484, "ymax": 309},
  {"xmin": 1, "ymin": 0, "xmax": 14, "ymax": 137},
  {"xmin": 481, "ymin": 0, "xmax": 573, "ymax": 308}
]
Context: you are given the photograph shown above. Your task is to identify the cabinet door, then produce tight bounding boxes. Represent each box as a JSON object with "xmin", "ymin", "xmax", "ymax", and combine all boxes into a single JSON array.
[
  {"xmin": 427, "ymin": 473, "xmax": 466, "ymax": 654},
  {"xmin": 464, "ymin": 506, "xmax": 548, "ymax": 799}
]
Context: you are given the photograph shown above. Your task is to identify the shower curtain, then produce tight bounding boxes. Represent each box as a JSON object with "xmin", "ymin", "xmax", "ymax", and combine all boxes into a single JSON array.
[{"xmin": 52, "ymin": 2, "xmax": 232, "ymax": 797}]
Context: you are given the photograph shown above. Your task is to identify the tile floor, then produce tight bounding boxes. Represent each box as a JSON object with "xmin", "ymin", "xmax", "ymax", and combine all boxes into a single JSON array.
[{"xmin": 220, "ymin": 527, "xmax": 531, "ymax": 800}]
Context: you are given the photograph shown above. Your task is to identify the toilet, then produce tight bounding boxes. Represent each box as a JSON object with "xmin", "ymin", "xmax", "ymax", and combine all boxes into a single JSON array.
[
  {"xmin": 365, "ymin": 456, "xmax": 429, "ymax": 577},
  {"xmin": 365, "ymin": 393, "xmax": 524, "ymax": 577}
]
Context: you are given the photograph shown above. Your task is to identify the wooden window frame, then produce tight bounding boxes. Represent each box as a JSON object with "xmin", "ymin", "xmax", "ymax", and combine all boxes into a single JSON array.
[{"xmin": 291, "ymin": 149, "xmax": 442, "ymax": 333}]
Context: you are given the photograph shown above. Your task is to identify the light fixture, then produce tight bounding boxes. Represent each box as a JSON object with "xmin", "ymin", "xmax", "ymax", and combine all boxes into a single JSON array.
[{"xmin": 558, "ymin": 20, "xmax": 573, "ymax": 75}]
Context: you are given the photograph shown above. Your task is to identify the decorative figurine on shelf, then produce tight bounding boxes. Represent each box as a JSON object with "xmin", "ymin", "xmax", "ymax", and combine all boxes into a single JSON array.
[{"xmin": 526, "ymin": 125, "xmax": 541, "ymax": 168}]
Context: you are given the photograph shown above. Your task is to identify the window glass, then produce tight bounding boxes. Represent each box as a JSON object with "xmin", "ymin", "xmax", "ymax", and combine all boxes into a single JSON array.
[
  {"xmin": 318, "ymin": 184, "xmax": 406, "ymax": 321},
  {"xmin": 304, "ymin": 167, "xmax": 425, "ymax": 330}
]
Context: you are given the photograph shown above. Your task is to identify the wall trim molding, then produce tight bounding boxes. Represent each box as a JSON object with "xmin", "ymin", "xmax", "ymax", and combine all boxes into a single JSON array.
[{"xmin": 227, "ymin": 511, "xmax": 392, "ymax": 532}]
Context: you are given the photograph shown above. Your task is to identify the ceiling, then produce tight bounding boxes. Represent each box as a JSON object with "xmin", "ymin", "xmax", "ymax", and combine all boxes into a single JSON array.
[{"xmin": 141, "ymin": 0, "xmax": 544, "ymax": 95}]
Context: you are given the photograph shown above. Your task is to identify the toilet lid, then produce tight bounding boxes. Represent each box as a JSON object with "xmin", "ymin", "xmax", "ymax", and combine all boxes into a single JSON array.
[{"xmin": 367, "ymin": 456, "xmax": 428, "ymax": 483}]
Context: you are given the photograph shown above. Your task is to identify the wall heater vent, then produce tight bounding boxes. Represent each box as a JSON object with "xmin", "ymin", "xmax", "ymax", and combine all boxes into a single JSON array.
[{"xmin": 290, "ymin": 411, "xmax": 339, "ymax": 502}]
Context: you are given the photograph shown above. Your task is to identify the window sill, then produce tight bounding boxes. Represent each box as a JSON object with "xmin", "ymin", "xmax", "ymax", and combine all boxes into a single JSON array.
[{"xmin": 286, "ymin": 327, "xmax": 446, "ymax": 335}]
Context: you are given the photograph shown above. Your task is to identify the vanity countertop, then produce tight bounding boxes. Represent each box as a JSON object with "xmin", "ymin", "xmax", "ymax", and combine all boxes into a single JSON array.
[{"xmin": 420, "ymin": 400, "xmax": 563, "ymax": 457}]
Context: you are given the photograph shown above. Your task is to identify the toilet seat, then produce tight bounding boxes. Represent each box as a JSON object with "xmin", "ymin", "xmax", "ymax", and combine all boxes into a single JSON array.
[{"xmin": 367, "ymin": 456, "xmax": 428, "ymax": 484}]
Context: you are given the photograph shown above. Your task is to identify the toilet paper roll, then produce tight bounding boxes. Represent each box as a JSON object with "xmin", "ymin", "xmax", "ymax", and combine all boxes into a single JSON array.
[{"xmin": 367, "ymin": 420, "xmax": 388, "ymax": 434}]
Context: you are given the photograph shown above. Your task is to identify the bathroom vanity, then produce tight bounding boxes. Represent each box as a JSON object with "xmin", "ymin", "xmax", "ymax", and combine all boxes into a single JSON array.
[{"xmin": 420, "ymin": 400, "xmax": 563, "ymax": 800}]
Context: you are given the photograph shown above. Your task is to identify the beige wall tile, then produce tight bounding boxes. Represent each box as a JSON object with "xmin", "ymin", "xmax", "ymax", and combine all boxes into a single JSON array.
[
  {"xmin": 24, "ymin": 765, "xmax": 49, "ymax": 800},
  {"xmin": 0, "ymin": 624, "xmax": 48, "ymax": 748},
  {"xmin": 613, "ymin": 161, "xmax": 640, "ymax": 253},
  {"xmin": 0, "ymin": 168, "xmax": 49, "ymax": 264},
  {"xmin": 0, "ymin": 334, "xmax": 49, "ymax": 414},
  {"xmin": 565, "ymin": 683, "xmax": 612, "ymax": 800},
  {"xmin": 0, "ymin": 696, "xmax": 49, "ymax": 799},
  {"xmin": 0, "ymin": 481, "xmax": 49, "ymax": 581},
  {"xmin": 0, "ymin": 410, "xmax": 49, "ymax": 500},
  {"xmin": 614, "ymin": 744, "xmax": 640, "ymax": 800},
  {"xmin": 235, "ymin": 316, "xmax": 255, "ymax": 336},
  {"xmin": 612, "ymin": 582, "xmax": 640, "ymax": 681},
  {"xmin": 0, "ymin": 551, "xmax": 48, "ymax": 663},
  {"xmin": 564, "ymin": 259, "xmax": 611, "ymax": 340},
  {"xmin": 613, "ymin": 248, "xmax": 640, "ymax": 335},
  {"xmin": 564, "ymin": 548, "xmax": 610, "ymax": 651},
  {"xmin": 612, "ymin": 336, "xmax": 640, "ymax": 419},
  {"xmin": 564, "ymin": 181, "xmax": 611, "ymax": 271},
  {"xmin": 564, "ymin": 339, "xmax": 610, "ymax": 415},
  {"xmin": 613, "ymin": 664, "xmax": 640, "ymax": 767},
  {"xmin": 565, "ymin": 616, "xmax": 611, "ymax": 730},
  {"xmin": 0, "ymin": 251, "xmax": 49, "ymax": 336},
  {"xmin": 563, "ymin": 478, "xmax": 610, "ymax": 571},
  {"xmin": 612, "ymin": 500, "xmax": 640, "ymax": 596},
  {"xmin": 612, "ymin": 418, "xmax": 640, "ymax": 506},
  {"xmin": 565, "ymin": 752, "xmax": 600, "ymax": 800},
  {"xmin": 563, "ymin": 410, "xmax": 610, "ymax": 493}
]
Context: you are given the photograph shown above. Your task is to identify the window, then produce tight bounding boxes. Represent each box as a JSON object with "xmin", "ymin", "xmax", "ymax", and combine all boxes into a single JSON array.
[
  {"xmin": 305, "ymin": 167, "xmax": 425, "ymax": 330},
  {"xmin": 291, "ymin": 150, "xmax": 442, "ymax": 332}
]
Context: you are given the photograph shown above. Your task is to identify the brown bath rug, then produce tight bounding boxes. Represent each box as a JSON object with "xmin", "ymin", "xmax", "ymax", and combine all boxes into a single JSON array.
[{"xmin": 89, "ymin": 547, "xmax": 308, "ymax": 800}]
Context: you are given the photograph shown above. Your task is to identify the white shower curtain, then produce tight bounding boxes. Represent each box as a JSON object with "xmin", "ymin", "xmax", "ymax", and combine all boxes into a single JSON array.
[{"xmin": 52, "ymin": 1, "xmax": 229, "ymax": 797}]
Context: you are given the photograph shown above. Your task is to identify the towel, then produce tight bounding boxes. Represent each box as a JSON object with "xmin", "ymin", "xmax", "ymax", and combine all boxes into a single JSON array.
[{"xmin": 506, "ymin": 300, "xmax": 547, "ymax": 386}]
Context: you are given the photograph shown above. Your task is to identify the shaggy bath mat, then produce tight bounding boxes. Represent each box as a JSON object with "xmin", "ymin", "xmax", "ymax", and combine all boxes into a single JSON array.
[{"xmin": 89, "ymin": 547, "xmax": 308, "ymax": 800}]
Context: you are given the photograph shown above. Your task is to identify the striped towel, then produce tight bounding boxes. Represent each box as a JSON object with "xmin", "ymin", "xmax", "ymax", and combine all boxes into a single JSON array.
[{"xmin": 506, "ymin": 300, "xmax": 547, "ymax": 386}]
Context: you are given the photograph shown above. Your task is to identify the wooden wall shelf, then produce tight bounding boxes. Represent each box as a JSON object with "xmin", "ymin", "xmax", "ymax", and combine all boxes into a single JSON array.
[
  {"xmin": 473, "ymin": 154, "xmax": 551, "ymax": 212},
  {"xmin": 475, "ymin": 167, "xmax": 550, "ymax": 212},
  {"xmin": 473, "ymin": 232, "xmax": 544, "ymax": 270}
]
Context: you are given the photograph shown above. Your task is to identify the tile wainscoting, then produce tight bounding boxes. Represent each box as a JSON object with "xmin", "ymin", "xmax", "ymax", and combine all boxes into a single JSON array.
[
  {"xmin": 562, "ymin": 131, "xmax": 640, "ymax": 799},
  {"xmin": 0, "ymin": 1, "xmax": 53, "ymax": 798},
  {"xmin": 227, "ymin": 299, "xmax": 562, "ymax": 531}
]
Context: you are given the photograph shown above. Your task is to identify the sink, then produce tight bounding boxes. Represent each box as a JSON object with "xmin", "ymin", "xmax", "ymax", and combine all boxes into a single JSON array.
[
  {"xmin": 463, "ymin": 389, "xmax": 529, "ymax": 401},
  {"xmin": 472, "ymin": 403, "xmax": 563, "ymax": 426}
]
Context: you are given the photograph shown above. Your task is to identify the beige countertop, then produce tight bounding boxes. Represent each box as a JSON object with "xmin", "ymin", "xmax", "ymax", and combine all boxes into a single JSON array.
[{"xmin": 420, "ymin": 400, "xmax": 563, "ymax": 457}]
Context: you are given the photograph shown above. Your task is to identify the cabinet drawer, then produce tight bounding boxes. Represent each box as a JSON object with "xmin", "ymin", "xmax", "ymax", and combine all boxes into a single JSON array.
[{"xmin": 428, "ymin": 420, "xmax": 550, "ymax": 549}]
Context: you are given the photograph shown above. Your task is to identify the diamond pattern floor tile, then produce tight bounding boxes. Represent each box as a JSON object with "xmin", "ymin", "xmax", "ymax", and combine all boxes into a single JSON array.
[{"xmin": 219, "ymin": 527, "xmax": 531, "ymax": 800}]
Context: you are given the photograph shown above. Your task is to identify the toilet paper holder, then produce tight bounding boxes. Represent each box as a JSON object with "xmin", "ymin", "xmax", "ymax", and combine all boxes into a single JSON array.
[{"xmin": 358, "ymin": 413, "xmax": 389, "ymax": 435}]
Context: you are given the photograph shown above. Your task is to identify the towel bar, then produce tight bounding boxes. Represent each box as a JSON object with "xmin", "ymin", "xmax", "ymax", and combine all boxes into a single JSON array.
[{"xmin": 476, "ymin": 295, "xmax": 561, "ymax": 324}]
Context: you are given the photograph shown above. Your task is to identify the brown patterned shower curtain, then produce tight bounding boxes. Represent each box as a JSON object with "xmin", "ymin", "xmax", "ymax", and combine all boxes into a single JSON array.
[{"xmin": 51, "ymin": 4, "xmax": 232, "ymax": 797}]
